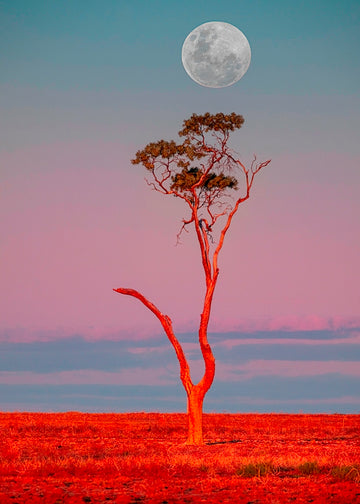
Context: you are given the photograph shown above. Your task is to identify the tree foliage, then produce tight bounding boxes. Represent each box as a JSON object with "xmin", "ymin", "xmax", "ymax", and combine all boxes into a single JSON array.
[
  {"xmin": 131, "ymin": 112, "xmax": 269, "ymax": 241},
  {"xmin": 170, "ymin": 167, "xmax": 238, "ymax": 193}
]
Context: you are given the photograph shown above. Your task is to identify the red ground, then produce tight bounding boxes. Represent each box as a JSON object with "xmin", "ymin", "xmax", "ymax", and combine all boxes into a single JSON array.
[{"xmin": 0, "ymin": 412, "xmax": 359, "ymax": 503}]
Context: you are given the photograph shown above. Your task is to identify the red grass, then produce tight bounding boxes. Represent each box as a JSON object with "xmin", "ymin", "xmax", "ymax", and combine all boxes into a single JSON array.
[{"xmin": 0, "ymin": 412, "xmax": 359, "ymax": 503}]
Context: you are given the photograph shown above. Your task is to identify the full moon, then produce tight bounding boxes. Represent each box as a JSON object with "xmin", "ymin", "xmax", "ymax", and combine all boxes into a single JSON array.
[{"xmin": 181, "ymin": 22, "xmax": 251, "ymax": 88}]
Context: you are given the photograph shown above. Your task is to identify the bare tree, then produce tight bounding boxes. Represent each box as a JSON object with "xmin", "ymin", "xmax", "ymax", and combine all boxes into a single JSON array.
[{"xmin": 114, "ymin": 113, "xmax": 270, "ymax": 445}]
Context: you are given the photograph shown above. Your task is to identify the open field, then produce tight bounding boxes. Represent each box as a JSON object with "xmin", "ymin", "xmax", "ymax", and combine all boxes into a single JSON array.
[{"xmin": 0, "ymin": 412, "xmax": 359, "ymax": 503}]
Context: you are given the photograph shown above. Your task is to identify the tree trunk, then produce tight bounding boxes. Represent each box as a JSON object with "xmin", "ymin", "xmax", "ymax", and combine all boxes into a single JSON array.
[{"xmin": 186, "ymin": 386, "xmax": 205, "ymax": 445}]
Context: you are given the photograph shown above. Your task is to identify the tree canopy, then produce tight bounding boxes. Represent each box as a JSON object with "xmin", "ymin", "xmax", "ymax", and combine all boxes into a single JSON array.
[{"xmin": 131, "ymin": 112, "xmax": 269, "ymax": 241}]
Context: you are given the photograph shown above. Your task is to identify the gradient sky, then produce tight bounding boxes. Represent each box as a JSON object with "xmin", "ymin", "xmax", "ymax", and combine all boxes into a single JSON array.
[{"xmin": 1, "ymin": 0, "xmax": 359, "ymax": 413}]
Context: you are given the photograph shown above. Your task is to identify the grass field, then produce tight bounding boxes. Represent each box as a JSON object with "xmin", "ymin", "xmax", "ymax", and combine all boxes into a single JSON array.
[{"xmin": 0, "ymin": 412, "xmax": 359, "ymax": 503}]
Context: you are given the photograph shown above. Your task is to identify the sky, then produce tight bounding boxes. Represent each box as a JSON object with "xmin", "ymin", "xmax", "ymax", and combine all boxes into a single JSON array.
[{"xmin": 1, "ymin": 0, "xmax": 359, "ymax": 413}]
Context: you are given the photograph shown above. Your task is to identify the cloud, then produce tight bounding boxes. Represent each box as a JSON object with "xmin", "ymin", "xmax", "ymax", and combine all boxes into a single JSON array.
[
  {"xmin": 217, "ymin": 332, "xmax": 360, "ymax": 349},
  {"xmin": 209, "ymin": 316, "xmax": 360, "ymax": 334},
  {"xmin": 1, "ymin": 317, "xmax": 359, "ymax": 344},
  {"xmin": 0, "ymin": 324, "xmax": 359, "ymax": 413},
  {"xmin": 206, "ymin": 395, "xmax": 360, "ymax": 406},
  {"xmin": 215, "ymin": 360, "xmax": 360, "ymax": 381},
  {"xmin": 0, "ymin": 368, "xmax": 176, "ymax": 386},
  {"xmin": 3, "ymin": 359, "xmax": 357, "ymax": 389}
]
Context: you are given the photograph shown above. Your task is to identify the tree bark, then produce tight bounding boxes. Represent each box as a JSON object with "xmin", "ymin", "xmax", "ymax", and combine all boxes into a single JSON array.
[{"xmin": 186, "ymin": 386, "xmax": 205, "ymax": 445}]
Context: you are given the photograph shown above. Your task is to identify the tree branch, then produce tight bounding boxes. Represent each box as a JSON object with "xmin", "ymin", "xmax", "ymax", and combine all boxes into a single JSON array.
[
  {"xmin": 192, "ymin": 199, "xmax": 212, "ymax": 285},
  {"xmin": 212, "ymin": 157, "xmax": 271, "ymax": 274},
  {"xmin": 196, "ymin": 269, "xmax": 219, "ymax": 393},
  {"xmin": 113, "ymin": 288, "xmax": 193, "ymax": 393}
]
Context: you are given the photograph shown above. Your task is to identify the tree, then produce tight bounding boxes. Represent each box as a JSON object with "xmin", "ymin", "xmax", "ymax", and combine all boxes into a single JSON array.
[{"xmin": 114, "ymin": 113, "xmax": 270, "ymax": 445}]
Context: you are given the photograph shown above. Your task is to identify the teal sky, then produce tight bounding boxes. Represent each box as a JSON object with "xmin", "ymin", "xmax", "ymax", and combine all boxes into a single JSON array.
[
  {"xmin": 1, "ymin": 0, "xmax": 359, "ymax": 94},
  {"xmin": 2, "ymin": 0, "xmax": 359, "ymax": 159}
]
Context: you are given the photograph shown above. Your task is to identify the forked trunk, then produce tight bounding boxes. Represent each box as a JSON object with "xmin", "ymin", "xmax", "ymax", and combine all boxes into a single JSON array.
[
  {"xmin": 117, "ymin": 114, "xmax": 270, "ymax": 447},
  {"xmin": 186, "ymin": 387, "xmax": 205, "ymax": 445}
]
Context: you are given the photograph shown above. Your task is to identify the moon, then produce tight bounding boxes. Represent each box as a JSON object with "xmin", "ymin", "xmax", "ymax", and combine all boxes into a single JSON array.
[{"xmin": 181, "ymin": 21, "xmax": 251, "ymax": 88}]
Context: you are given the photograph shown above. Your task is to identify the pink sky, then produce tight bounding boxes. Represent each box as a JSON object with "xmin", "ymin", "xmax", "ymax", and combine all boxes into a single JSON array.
[{"xmin": 1, "ymin": 139, "xmax": 359, "ymax": 340}]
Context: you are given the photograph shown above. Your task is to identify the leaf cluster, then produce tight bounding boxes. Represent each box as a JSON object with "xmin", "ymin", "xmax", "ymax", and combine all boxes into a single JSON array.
[
  {"xmin": 171, "ymin": 167, "xmax": 238, "ymax": 193},
  {"xmin": 179, "ymin": 112, "xmax": 244, "ymax": 137},
  {"xmin": 131, "ymin": 112, "xmax": 245, "ymax": 172},
  {"xmin": 131, "ymin": 139, "xmax": 205, "ymax": 171}
]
